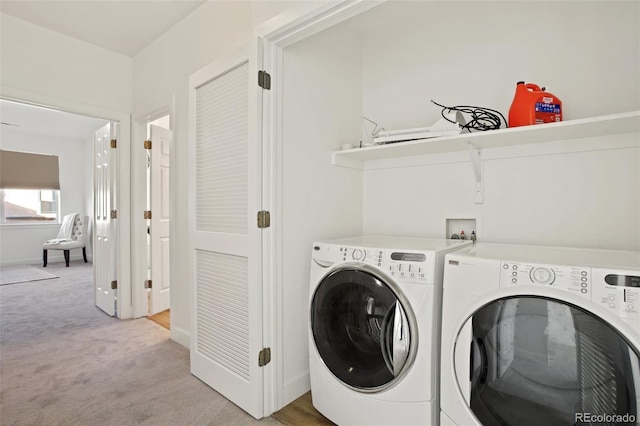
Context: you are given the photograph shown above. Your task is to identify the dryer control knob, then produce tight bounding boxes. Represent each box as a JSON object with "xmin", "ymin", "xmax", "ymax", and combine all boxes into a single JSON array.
[
  {"xmin": 530, "ymin": 267, "xmax": 555, "ymax": 285},
  {"xmin": 352, "ymin": 249, "xmax": 365, "ymax": 261}
]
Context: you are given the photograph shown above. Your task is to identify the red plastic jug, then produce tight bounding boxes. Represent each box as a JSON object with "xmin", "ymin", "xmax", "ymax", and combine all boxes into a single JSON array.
[{"xmin": 508, "ymin": 81, "xmax": 562, "ymax": 127}]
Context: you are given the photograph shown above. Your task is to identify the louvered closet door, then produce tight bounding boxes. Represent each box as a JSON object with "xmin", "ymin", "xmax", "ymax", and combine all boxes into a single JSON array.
[{"xmin": 189, "ymin": 53, "xmax": 263, "ymax": 419}]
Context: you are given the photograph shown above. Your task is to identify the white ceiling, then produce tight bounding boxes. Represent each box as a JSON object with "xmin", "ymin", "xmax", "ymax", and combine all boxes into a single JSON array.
[
  {"xmin": 0, "ymin": 0, "xmax": 206, "ymax": 57},
  {"xmin": 0, "ymin": 99, "xmax": 109, "ymax": 141},
  {"xmin": 1, "ymin": 1, "xmax": 206, "ymax": 140}
]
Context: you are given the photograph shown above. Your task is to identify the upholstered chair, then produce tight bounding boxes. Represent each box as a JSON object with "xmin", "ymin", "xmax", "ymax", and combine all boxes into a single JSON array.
[{"xmin": 43, "ymin": 214, "xmax": 89, "ymax": 267}]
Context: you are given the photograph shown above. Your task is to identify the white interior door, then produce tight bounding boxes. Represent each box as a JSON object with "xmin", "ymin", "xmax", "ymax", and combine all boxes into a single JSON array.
[
  {"xmin": 189, "ymin": 49, "xmax": 264, "ymax": 419},
  {"xmin": 149, "ymin": 124, "xmax": 171, "ymax": 315},
  {"xmin": 94, "ymin": 123, "xmax": 118, "ymax": 316}
]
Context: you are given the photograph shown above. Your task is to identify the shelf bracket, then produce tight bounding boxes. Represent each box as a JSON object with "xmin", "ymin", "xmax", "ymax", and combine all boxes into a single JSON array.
[{"xmin": 467, "ymin": 141, "xmax": 483, "ymax": 204}]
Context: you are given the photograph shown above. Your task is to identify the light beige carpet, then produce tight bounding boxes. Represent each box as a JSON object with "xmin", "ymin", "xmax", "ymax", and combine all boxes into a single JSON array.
[
  {"xmin": 0, "ymin": 261, "xmax": 281, "ymax": 425},
  {"xmin": 0, "ymin": 264, "xmax": 58, "ymax": 286}
]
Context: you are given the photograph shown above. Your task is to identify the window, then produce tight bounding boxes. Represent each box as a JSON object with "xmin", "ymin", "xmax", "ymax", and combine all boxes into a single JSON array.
[
  {"xmin": 0, "ymin": 149, "xmax": 61, "ymax": 224},
  {"xmin": 1, "ymin": 189, "xmax": 59, "ymax": 223},
  {"xmin": 39, "ymin": 190, "xmax": 58, "ymax": 213}
]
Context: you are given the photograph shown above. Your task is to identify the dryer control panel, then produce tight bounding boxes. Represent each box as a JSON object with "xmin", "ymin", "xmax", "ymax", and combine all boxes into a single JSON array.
[
  {"xmin": 500, "ymin": 261, "xmax": 640, "ymax": 320},
  {"xmin": 500, "ymin": 261, "xmax": 590, "ymax": 296},
  {"xmin": 591, "ymin": 269, "xmax": 640, "ymax": 321}
]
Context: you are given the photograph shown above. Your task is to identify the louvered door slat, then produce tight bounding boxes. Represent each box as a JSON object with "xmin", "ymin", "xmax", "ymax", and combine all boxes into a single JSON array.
[
  {"xmin": 196, "ymin": 249, "xmax": 250, "ymax": 380},
  {"xmin": 195, "ymin": 61, "xmax": 248, "ymax": 236}
]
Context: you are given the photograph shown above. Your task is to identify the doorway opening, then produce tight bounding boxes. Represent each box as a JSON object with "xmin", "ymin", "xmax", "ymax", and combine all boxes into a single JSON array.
[
  {"xmin": 145, "ymin": 114, "xmax": 171, "ymax": 327},
  {"xmin": 0, "ymin": 97, "xmax": 120, "ymax": 318}
]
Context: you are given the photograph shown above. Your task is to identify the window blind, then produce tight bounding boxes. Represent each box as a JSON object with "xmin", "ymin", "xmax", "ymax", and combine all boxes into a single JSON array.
[{"xmin": 0, "ymin": 149, "xmax": 60, "ymax": 189}]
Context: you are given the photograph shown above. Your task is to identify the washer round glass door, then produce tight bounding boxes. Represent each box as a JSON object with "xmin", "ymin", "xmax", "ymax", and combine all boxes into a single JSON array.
[
  {"xmin": 311, "ymin": 264, "xmax": 416, "ymax": 392},
  {"xmin": 455, "ymin": 296, "xmax": 640, "ymax": 426}
]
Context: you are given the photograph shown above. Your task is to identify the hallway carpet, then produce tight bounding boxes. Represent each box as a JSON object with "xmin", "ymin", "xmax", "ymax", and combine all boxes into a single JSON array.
[{"xmin": 0, "ymin": 261, "xmax": 279, "ymax": 426}]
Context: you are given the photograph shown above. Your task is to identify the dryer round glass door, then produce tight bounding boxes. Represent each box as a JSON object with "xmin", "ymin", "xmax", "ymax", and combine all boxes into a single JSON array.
[
  {"xmin": 454, "ymin": 296, "xmax": 640, "ymax": 426},
  {"xmin": 310, "ymin": 264, "xmax": 416, "ymax": 392}
]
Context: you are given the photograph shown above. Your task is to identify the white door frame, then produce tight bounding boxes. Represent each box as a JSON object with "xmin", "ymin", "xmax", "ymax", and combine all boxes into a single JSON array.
[
  {"xmin": 1, "ymin": 87, "xmax": 133, "ymax": 319},
  {"xmin": 255, "ymin": 0, "xmax": 383, "ymax": 413}
]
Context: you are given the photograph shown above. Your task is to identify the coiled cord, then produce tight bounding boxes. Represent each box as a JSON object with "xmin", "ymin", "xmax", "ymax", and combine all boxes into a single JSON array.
[{"xmin": 431, "ymin": 100, "xmax": 508, "ymax": 132}]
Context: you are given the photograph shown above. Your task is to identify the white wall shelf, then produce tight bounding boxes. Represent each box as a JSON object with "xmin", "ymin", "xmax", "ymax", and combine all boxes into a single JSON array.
[{"xmin": 332, "ymin": 111, "xmax": 640, "ymax": 170}]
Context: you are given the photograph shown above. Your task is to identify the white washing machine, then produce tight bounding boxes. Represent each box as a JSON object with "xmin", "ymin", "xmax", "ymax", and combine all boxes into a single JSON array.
[
  {"xmin": 309, "ymin": 235, "xmax": 473, "ymax": 425},
  {"xmin": 440, "ymin": 242, "xmax": 640, "ymax": 426}
]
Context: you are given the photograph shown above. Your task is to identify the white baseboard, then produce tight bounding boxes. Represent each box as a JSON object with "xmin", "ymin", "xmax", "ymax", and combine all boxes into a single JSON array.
[
  {"xmin": 282, "ymin": 371, "xmax": 311, "ymax": 408},
  {"xmin": 0, "ymin": 258, "xmax": 41, "ymax": 267},
  {"xmin": 171, "ymin": 326, "xmax": 190, "ymax": 349},
  {"xmin": 0, "ymin": 253, "xmax": 88, "ymax": 267}
]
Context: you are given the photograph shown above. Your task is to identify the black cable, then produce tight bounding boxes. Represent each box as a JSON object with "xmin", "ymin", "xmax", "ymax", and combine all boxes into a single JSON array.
[{"xmin": 431, "ymin": 100, "xmax": 508, "ymax": 132}]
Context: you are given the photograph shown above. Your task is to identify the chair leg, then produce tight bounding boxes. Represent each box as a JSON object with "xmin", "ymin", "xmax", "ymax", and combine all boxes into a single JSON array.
[
  {"xmin": 43, "ymin": 249, "xmax": 48, "ymax": 267},
  {"xmin": 83, "ymin": 247, "xmax": 88, "ymax": 263},
  {"xmin": 64, "ymin": 250, "xmax": 70, "ymax": 267}
]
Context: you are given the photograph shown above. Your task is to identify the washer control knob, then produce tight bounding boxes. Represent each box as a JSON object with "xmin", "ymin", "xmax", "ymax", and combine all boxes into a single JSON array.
[
  {"xmin": 352, "ymin": 249, "xmax": 365, "ymax": 261},
  {"xmin": 530, "ymin": 267, "xmax": 555, "ymax": 285}
]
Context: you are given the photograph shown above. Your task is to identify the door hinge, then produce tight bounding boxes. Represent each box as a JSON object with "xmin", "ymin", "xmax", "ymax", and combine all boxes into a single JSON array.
[
  {"xmin": 258, "ymin": 70, "xmax": 271, "ymax": 90},
  {"xmin": 144, "ymin": 140, "xmax": 152, "ymax": 150},
  {"xmin": 144, "ymin": 279, "xmax": 152, "ymax": 289},
  {"xmin": 257, "ymin": 210, "xmax": 270, "ymax": 229},
  {"xmin": 110, "ymin": 280, "xmax": 118, "ymax": 290},
  {"xmin": 144, "ymin": 210, "xmax": 152, "ymax": 220},
  {"xmin": 110, "ymin": 139, "xmax": 117, "ymax": 149},
  {"xmin": 110, "ymin": 209, "xmax": 117, "ymax": 219},
  {"xmin": 258, "ymin": 347, "xmax": 271, "ymax": 367}
]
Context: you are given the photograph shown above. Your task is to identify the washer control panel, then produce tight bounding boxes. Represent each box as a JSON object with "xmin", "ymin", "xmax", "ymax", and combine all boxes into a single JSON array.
[
  {"xmin": 312, "ymin": 243, "xmax": 435, "ymax": 284},
  {"xmin": 500, "ymin": 261, "xmax": 640, "ymax": 320},
  {"xmin": 339, "ymin": 246, "xmax": 434, "ymax": 283}
]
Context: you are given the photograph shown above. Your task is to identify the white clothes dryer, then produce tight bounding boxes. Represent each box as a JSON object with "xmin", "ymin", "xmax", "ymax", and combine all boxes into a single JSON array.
[
  {"xmin": 440, "ymin": 242, "xmax": 640, "ymax": 426},
  {"xmin": 309, "ymin": 235, "xmax": 473, "ymax": 426}
]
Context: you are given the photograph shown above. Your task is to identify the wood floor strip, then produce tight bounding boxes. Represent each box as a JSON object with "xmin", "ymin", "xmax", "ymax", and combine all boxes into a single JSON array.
[
  {"xmin": 271, "ymin": 392, "xmax": 334, "ymax": 425},
  {"xmin": 148, "ymin": 309, "xmax": 170, "ymax": 330}
]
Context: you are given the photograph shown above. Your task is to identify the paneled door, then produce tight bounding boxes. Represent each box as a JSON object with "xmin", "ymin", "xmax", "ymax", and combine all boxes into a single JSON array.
[
  {"xmin": 188, "ymin": 48, "xmax": 264, "ymax": 419},
  {"xmin": 94, "ymin": 123, "xmax": 118, "ymax": 316},
  {"xmin": 149, "ymin": 124, "xmax": 171, "ymax": 315}
]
